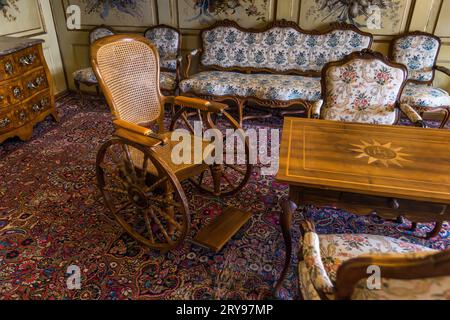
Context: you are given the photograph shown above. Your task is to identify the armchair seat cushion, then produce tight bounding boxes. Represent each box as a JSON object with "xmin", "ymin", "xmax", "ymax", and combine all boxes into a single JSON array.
[
  {"xmin": 401, "ymin": 83, "xmax": 450, "ymax": 108},
  {"xmin": 299, "ymin": 233, "xmax": 441, "ymax": 300},
  {"xmin": 180, "ymin": 71, "xmax": 322, "ymax": 102},
  {"xmin": 160, "ymin": 58, "xmax": 177, "ymax": 71},
  {"xmin": 73, "ymin": 67, "xmax": 176, "ymax": 91}
]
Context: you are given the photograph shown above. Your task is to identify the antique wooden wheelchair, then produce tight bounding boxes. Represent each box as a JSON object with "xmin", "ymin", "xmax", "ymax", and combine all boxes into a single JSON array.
[{"xmin": 90, "ymin": 35, "xmax": 252, "ymax": 252}]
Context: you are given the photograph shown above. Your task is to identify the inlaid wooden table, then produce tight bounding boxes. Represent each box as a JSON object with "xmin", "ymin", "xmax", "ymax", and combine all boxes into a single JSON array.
[{"xmin": 275, "ymin": 117, "xmax": 450, "ymax": 292}]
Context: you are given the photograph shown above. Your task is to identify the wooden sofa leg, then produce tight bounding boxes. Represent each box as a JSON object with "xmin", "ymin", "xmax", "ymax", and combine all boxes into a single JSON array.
[
  {"xmin": 439, "ymin": 109, "xmax": 450, "ymax": 129},
  {"xmin": 237, "ymin": 99, "xmax": 245, "ymax": 127},
  {"xmin": 74, "ymin": 80, "xmax": 85, "ymax": 107}
]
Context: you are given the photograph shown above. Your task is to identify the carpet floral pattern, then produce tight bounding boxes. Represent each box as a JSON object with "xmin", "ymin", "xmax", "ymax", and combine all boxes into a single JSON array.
[{"xmin": 0, "ymin": 94, "xmax": 448, "ymax": 300}]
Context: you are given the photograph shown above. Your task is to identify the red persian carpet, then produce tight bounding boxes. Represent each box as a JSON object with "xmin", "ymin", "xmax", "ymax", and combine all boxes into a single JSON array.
[{"xmin": 0, "ymin": 93, "xmax": 449, "ymax": 300}]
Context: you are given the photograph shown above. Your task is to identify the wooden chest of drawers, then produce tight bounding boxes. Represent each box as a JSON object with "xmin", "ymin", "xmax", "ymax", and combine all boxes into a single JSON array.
[{"xmin": 0, "ymin": 37, "xmax": 57, "ymax": 144}]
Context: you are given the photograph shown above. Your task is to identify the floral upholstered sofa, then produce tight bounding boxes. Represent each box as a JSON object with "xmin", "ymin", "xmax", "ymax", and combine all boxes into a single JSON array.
[
  {"xmin": 180, "ymin": 20, "xmax": 373, "ymax": 124},
  {"xmin": 390, "ymin": 31, "xmax": 450, "ymax": 128}
]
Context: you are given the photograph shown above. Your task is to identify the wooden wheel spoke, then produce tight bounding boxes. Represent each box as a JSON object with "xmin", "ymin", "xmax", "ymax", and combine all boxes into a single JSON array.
[
  {"xmin": 114, "ymin": 199, "xmax": 133, "ymax": 213},
  {"xmin": 141, "ymin": 155, "xmax": 150, "ymax": 184},
  {"xmin": 153, "ymin": 206, "xmax": 183, "ymax": 231},
  {"xmin": 225, "ymin": 164, "xmax": 247, "ymax": 175},
  {"xmin": 149, "ymin": 208, "xmax": 174, "ymax": 245},
  {"xmin": 144, "ymin": 211, "xmax": 155, "ymax": 244},
  {"xmin": 121, "ymin": 145, "xmax": 139, "ymax": 181},
  {"xmin": 198, "ymin": 170, "xmax": 205, "ymax": 186},
  {"xmin": 147, "ymin": 196, "xmax": 182, "ymax": 208},
  {"xmin": 145, "ymin": 176, "xmax": 168, "ymax": 194},
  {"xmin": 181, "ymin": 113, "xmax": 195, "ymax": 134}
]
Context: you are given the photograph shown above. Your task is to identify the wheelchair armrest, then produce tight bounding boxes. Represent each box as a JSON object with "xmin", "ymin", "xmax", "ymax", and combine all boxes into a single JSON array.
[
  {"xmin": 309, "ymin": 100, "xmax": 323, "ymax": 119},
  {"xmin": 435, "ymin": 65, "xmax": 450, "ymax": 77},
  {"xmin": 113, "ymin": 119, "xmax": 169, "ymax": 145},
  {"xmin": 399, "ymin": 103, "xmax": 426, "ymax": 128},
  {"xmin": 174, "ymin": 96, "xmax": 228, "ymax": 114}
]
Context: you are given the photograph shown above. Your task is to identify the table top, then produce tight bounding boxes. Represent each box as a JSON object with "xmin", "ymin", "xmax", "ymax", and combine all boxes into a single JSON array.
[
  {"xmin": 0, "ymin": 37, "xmax": 43, "ymax": 57},
  {"xmin": 277, "ymin": 118, "xmax": 450, "ymax": 204}
]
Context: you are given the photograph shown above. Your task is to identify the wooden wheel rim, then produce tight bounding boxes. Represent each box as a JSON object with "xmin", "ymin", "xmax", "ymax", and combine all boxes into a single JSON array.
[{"xmin": 96, "ymin": 137, "xmax": 190, "ymax": 251}]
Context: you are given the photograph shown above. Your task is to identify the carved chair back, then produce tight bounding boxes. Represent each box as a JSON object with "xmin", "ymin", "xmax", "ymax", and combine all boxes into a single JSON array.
[
  {"xmin": 89, "ymin": 25, "xmax": 116, "ymax": 44},
  {"xmin": 320, "ymin": 50, "xmax": 407, "ymax": 125},
  {"xmin": 390, "ymin": 31, "xmax": 441, "ymax": 85},
  {"xmin": 90, "ymin": 35, "xmax": 164, "ymax": 128},
  {"xmin": 144, "ymin": 25, "xmax": 181, "ymax": 71},
  {"xmin": 199, "ymin": 20, "xmax": 373, "ymax": 76}
]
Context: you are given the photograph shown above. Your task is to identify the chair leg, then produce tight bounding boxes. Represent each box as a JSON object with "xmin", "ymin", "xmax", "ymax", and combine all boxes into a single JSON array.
[
  {"xmin": 439, "ymin": 109, "xmax": 450, "ymax": 129},
  {"xmin": 274, "ymin": 198, "xmax": 297, "ymax": 297},
  {"xmin": 74, "ymin": 80, "xmax": 85, "ymax": 107},
  {"xmin": 426, "ymin": 221, "xmax": 443, "ymax": 239}
]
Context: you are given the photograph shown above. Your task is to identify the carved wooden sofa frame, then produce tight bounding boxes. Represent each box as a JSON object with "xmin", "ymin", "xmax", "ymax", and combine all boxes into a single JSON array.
[{"xmin": 181, "ymin": 20, "xmax": 373, "ymax": 125}]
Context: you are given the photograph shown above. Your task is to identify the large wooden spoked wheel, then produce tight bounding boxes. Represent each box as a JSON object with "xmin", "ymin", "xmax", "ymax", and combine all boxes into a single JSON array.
[
  {"xmin": 96, "ymin": 138, "xmax": 190, "ymax": 252},
  {"xmin": 170, "ymin": 108, "xmax": 252, "ymax": 197}
]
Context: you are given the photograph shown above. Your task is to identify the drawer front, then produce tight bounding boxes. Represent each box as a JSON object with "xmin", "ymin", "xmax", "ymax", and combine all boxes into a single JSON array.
[
  {"xmin": 0, "ymin": 109, "xmax": 14, "ymax": 133},
  {"xmin": 22, "ymin": 68, "xmax": 48, "ymax": 97},
  {"xmin": 0, "ymin": 55, "xmax": 17, "ymax": 81},
  {"xmin": 13, "ymin": 46, "xmax": 42, "ymax": 74},
  {"xmin": 0, "ymin": 85, "xmax": 9, "ymax": 108},
  {"xmin": 26, "ymin": 90, "xmax": 51, "ymax": 120}
]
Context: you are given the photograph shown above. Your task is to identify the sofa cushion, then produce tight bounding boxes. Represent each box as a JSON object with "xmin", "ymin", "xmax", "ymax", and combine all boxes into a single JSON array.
[
  {"xmin": 180, "ymin": 71, "xmax": 321, "ymax": 102},
  {"xmin": 401, "ymin": 83, "xmax": 450, "ymax": 108},
  {"xmin": 73, "ymin": 67, "xmax": 176, "ymax": 91},
  {"xmin": 201, "ymin": 25, "xmax": 371, "ymax": 73},
  {"xmin": 392, "ymin": 35, "xmax": 440, "ymax": 82},
  {"xmin": 321, "ymin": 58, "xmax": 406, "ymax": 125},
  {"xmin": 299, "ymin": 232, "xmax": 442, "ymax": 300}
]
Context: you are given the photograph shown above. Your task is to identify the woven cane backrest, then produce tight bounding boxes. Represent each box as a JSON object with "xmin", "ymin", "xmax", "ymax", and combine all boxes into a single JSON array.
[{"xmin": 91, "ymin": 35, "xmax": 163, "ymax": 125}]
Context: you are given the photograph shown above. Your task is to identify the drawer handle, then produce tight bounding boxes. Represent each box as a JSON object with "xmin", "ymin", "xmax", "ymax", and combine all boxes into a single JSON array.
[
  {"xmin": 27, "ymin": 76, "xmax": 45, "ymax": 90},
  {"xmin": 19, "ymin": 54, "xmax": 36, "ymax": 66},
  {"xmin": 18, "ymin": 110, "xmax": 27, "ymax": 120},
  {"xmin": 0, "ymin": 117, "xmax": 11, "ymax": 128},
  {"xmin": 4, "ymin": 62, "xmax": 13, "ymax": 74},
  {"xmin": 32, "ymin": 103, "xmax": 41, "ymax": 113},
  {"xmin": 0, "ymin": 95, "xmax": 4, "ymax": 100},
  {"xmin": 12, "ymin": 87, "xmax": 22, "ymax": 98},
  {"xmin": 40, "ymin": 98, "xmax": 49, "ymax": 107},
  {"xmin": 389, "ymin": 198, "xmax": 400, "ymax": 209}
]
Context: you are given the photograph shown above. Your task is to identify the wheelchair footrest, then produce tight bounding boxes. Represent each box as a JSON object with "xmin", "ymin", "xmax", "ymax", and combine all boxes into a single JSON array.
[{"xmin": 193, "ymin": 207, "xmax": 252, "ymax": 253}]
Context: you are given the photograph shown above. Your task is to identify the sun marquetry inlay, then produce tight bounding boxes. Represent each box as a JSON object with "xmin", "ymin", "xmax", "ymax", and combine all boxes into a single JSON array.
[{"xmin": 350, "ymin": 140, "xmax": 411, "ymax": 167}]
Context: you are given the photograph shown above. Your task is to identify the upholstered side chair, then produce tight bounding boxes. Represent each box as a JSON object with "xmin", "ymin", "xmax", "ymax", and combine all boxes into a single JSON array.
[
  {"xmin": 73, "ymin": 25, "xmax": 115, "ymax": 105},
  {"xmin": 144, "ymin": 25, "xmax": 182, "ymax": 96},
  {"xmin": 310, "ymin": 49, "xmax": 424, "ymax": 127},
  {"xmin": 390, "ymin": 32, "xmax": 450, "ymax": 128},
  {"xmin": 297, "ymin": 219, "xmax": 450, "ymax": 300}
]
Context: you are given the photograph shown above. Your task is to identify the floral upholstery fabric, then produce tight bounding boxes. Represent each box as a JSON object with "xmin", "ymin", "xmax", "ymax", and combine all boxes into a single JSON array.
[
  {"xmin": 90, "ymin": 28, "xmax": 114, "ymax": 44},
  {"xmin": 180, "ymin": 71, "xmax": 321, "ymax": 101},
  {"xmin": 73, "ymin": 67, "xmax": 98, "ymax": 84},
  {"xmin": 201, "ymin": 26, "xmax": 371, "ymax": 73},
  {"xmin": 145, "ymin": 27, "xmax": 180, "ymax": 71},
  {"xmin": 322, "ymin": 58, "xmax": 406, "ymax": 124},
  {"xmin": 392, "ymin": 35, "xmax": 439, "ymax": 82},
  {"xmin": 401, "ymin": 83, "xmax": 450, "ymax": 108},
  {"xmin": 160, "ymin": 71, "xmax": 177, "ymax": 91},
  {"xmin": 297, "ymin": 232, "xmax": 450, "ymax": 300},
  {"xmin": 73, "ymin": 67, "xmax": 176, "ymax": 91}
]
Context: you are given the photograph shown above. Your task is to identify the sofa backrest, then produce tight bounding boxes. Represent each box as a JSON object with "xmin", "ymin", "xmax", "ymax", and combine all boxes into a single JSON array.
[
  {"xmin": 390, "ymin": 31, "xmax": 441, "ymax": 84},
  {"xmin": 199, "ymin": 20, "xmax": 373, "ymax": 76}
]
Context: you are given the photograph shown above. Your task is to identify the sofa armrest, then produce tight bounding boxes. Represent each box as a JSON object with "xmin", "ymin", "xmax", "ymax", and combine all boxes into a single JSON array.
[
  {"xmin": 309, "ymin": 100, "xmax": 323, "ymax": 119},
  {"xmin": 399, "ymin": 104, "xmax": 426, "ymax": 128},
  {"xmin": 435, "ymin": 65, "xmax": 450, "ymax": 77},
  {"xmin": 184, "ymin": 48, "xmax": 202, "ymax": 79},
  {"xmin": 299, "ymin": 220, "xmax": 335, "ymax": 296},
  {"xmin": 113, "ymin": 119, "xmax": 169, "ymax": 145},
  {"xmin": 174, "ymin": 96, "xmax": 228, "ymax": 113}
]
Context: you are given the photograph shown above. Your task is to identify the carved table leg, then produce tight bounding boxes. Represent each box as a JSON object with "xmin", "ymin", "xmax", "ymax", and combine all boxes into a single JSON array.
[
  {"xmin": 274, "ymin": 197, "xmax": 297, "ymax": 297},
  {"xmin": 426, "ymin": 221, "xmax": 443, "ymax": 239}
]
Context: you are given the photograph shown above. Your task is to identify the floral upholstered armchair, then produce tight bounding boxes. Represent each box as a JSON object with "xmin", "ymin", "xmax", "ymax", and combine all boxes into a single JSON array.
[
  {"xmin": 73, "ymin": 25, "xmax": 115, "ymax": 105},
  {"xmin": 144, "ymin": 25, "xmax": 182, "ymax": 95},
  {"xmin": 390, "ymin": 32, "xmax": 450, "ymax": 128},
  {"xmin": 310, "ymin": 50, "xmax": 424, "ymax": 127},
  {"xmin": 297, "ymin": 219, "xmax": 450, "ymax": 300}
]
